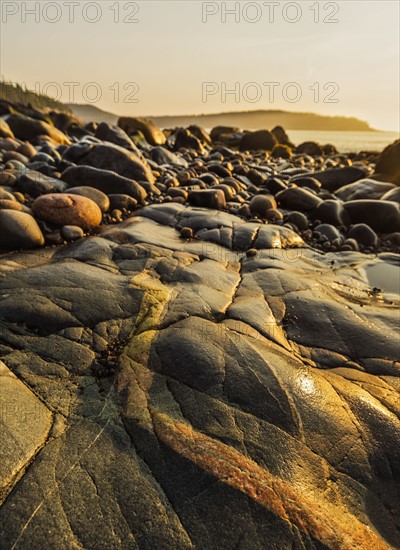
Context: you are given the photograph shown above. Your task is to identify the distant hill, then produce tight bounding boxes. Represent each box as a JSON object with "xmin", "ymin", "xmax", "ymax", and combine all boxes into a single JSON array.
[
  {"xmin": 67, "ymin": 104, "xmax": 375, "ymax": 132},
  {"xmin": 0, "ymin": 81, "xmax": 376, "ymax": 131},
  {"xmin": 152, "ymin": 110, "xmax": 375, "ymax": 132},
  {"xmin": 0, "ymin": 81, "xmax": 72, "ymax": 113},
  {"xmin": 65, "ymin": 103, "xmax": 118, "ymax": 124}
]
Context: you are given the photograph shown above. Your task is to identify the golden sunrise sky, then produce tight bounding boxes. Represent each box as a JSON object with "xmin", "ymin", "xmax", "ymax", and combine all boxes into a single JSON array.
[{"xmin": 1, "ymin": 0, "xmax": 399, "ymax": 131}]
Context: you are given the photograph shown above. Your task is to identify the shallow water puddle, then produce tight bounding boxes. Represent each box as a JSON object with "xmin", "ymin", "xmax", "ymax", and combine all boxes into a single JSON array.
[{"xmin": 364, "ymin": 260, "xmax": 400, "ymax": 295}]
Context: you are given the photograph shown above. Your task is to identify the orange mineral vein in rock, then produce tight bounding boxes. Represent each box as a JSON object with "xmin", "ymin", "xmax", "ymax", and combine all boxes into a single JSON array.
[{"xmin": 153, "ymin": 411, "xmax": 392, "ymax": 550}]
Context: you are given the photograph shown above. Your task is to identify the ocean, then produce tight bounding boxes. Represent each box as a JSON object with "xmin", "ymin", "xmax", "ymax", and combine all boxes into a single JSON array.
[{"xmin": 287, "ymin": 130, "xmax": 399, "ymax": 154}]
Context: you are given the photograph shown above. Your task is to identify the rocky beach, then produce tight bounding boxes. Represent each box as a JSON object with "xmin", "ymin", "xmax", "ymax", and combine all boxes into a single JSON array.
[{"xmin": 0, "ymin": 101, "xmax": 399, "ymax": 549}]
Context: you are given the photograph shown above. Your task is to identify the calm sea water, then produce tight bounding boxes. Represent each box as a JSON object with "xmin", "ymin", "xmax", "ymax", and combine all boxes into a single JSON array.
[{"xmin": 288, "ymin": 130, "xmax": 399, "ymax": 153}]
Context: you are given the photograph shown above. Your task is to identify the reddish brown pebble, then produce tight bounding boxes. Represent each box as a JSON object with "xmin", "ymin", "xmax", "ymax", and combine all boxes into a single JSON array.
[{"xmin": 32, "ymin": 193, "xmax": 102, "ymax": 230}]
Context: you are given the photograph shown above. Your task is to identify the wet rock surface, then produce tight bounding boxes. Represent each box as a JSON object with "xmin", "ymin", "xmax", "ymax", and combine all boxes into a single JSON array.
[
  {"xmin": 0, "ymin": 103, "xmax": 399, "ymax": 549},
  {"xmin": 0, "ymin": 205, "xmax": 399, "ymax": 549}
]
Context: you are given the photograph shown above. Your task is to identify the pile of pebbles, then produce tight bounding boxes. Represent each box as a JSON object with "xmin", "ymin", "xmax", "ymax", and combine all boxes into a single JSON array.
[{"xmin": 0, "ymin": 103, "xmax": 399, "ymax": 254}]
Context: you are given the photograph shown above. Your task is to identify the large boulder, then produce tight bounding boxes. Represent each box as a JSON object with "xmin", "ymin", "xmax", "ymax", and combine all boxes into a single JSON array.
[
  {"xmin": 118, "ymin": 116, "xmax": 166, "ymax": 146},
  {"xmin": 344, "ymin": 199, "xmax": 400, "ymax": 233},
  {"xmin": 374, "ymin": 140, "xmax": 400, "ymax": 184},
  {"xmin": 249, "ymin": 195, "xmax": 277, "ymax": 217},
  {"xmin": 15, "ymin": 171, "xmax": 67, "ymax": 197},
  {"xmin": 0, "ymin": 210, "xmax": 44, "ymax": 250},
  {"xmin": 62, "ymin": 142, "xmax": 155, "ymax": 184},
  {"xmin": 271, "ymin": 126, "xmax": 294, "ymax": 148},
  {"xmin": 239, "ymin": 130, "xmax": 278, "ymax": 152},
  {"xmin": 188, "ymin": 189, "xmax": 226, "ymax": 210},
  {"xmin": 276, "ymin": 187, "xmax": 322, "ymax": 212},
  {"xmin": 296, "ymin": 142, "xmax": 323, "ymax": 156},
  {"xmin": 150, "ymin": 146, "xmax": 188, "ymax": 167},
  {"xmin": 187, "ymin": 125, "xmax": 211, "ymax": 145},
  {"xmin": 271, "ymin": 144, "xmax": 292, "ymax": 159},
  {"xmin": 61, "ymin": 165, "xmax": 148, "ymax": 204},
  {"xmin": 210, "ymin": 126, "xmax": 240, "ymax": 142},
  {"xmin": 347, "ymin": 223, "xmax": 378, "ymax": 248},
  {"xmin": 173, "ymin": 128, "xmax": 205, "ymax": 153},
  {"xmin": 32, "ymin": 193, "xmax": 102, "ymax": 230},
  {"xmin": 335, "ymin": 179, "xmax": 395, "ymax": 201},
  {"xmin": 311, "ymin": 167, "xmax": 368, "ymax": 192},
  {"xmin": 94, "ymin": 122, "xmax": 141, "ymax": 154},
  {"xmin": 311, "ymin": 199, "xmax": 350, "ymax": 226},
  {"xmin": 4, "ymin": 114, "xmax": 70, "ymax": 145}
]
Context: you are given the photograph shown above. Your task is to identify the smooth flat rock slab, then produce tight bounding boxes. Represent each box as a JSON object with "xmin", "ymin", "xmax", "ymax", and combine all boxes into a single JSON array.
[{"xmin": 0, "ymin": 212, "xmax": 399, "ymax": 550}]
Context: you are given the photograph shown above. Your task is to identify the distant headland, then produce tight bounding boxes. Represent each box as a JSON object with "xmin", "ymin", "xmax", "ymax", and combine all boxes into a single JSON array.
[
  {"xmin": 68, "ymin": 104, "xmax": 376, "ymax": 132},
  {"xmin": 0, "ymin": 81, "xmax": 375, "ymax": 132}
]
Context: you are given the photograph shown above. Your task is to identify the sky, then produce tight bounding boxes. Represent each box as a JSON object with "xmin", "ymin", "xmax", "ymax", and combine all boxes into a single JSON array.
[{"xmin": 1, "ymin": 0, "xmax": 399, "ymax": 131}]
